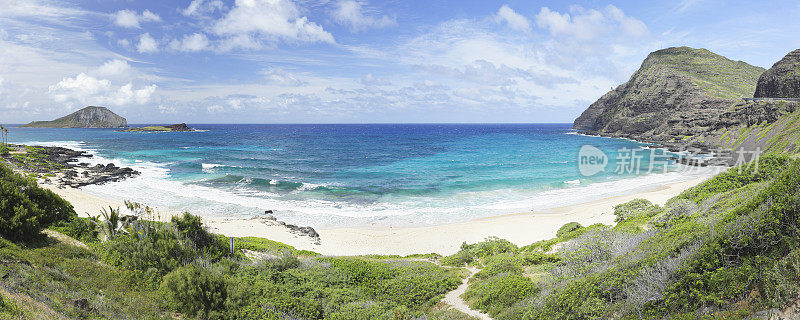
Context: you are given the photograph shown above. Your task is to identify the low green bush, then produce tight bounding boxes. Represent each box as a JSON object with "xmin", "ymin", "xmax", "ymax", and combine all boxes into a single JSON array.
[
  {"xmin": 441, "ymin": 237, "xmax": 518, "ymax": 267},
  {"xmin": 677, "ymin": 154, "xmax": 792, "ymax": 203},
  {"xmin": 475, "ymin": 253, "xmax": 524, "ymax": 279},
  {"xmin": 0, "ymin": 163, "xmax": 75, "ymax": 240},
  {"xmin": 51, "ymin": 216, "xmax": 98, "ymax": 243},
  {"xmin": 463, "ymin": 273, "xmax": 537, "ymax": 316},
  {"xmin": 557, "ymin": 222, "xmax": 583, "ymax": 238},
  {"xmin": 161, "ymin": 264, "xmax": 228, "ymax": 320},
  {"xmin": 234, "ymin": 236, "xmax": 319, "ymax": 257},
  {"xmin": 613, "ymin": 199, "xmax": 655, "ymax": 222},
  {"xmin": 0, "ymin": 294, "xmax": 23, "ymax": 318}
]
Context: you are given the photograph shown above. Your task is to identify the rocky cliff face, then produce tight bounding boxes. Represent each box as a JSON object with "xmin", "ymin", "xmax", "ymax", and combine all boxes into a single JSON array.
[
  {"xmin": 22, "ymin": 106, "xmax": 127, "ymax": 128},
  {"xmin": 573, "ymin": 47, "xmax": 765, "ymax": 152},
  {"xmin": 754, "ymin": 49, "xmax": 800, "ymax": 98}
]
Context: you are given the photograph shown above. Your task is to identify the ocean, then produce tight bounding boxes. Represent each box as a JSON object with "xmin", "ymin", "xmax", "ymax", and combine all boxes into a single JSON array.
[{"xmin": 7, "ymin": 123, "xmax": 715, "ymax": 228}]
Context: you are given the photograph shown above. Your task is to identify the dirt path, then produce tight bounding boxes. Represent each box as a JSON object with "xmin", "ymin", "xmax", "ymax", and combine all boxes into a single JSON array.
[
  {"xmin": 442, "ymin": 267, "xmax": 492, "ymax": 320},
  {"xmin": 44, "ymin": 229, "xmax": 90, "ymax": 250}
]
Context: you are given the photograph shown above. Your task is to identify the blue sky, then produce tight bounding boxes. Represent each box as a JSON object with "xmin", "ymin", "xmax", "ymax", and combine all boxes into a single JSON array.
[{"xmin": 1, "ymin": 0, "xmax": 799, "ymax": 124}]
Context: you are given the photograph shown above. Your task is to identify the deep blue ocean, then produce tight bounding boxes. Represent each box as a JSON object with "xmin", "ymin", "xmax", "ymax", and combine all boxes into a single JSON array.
[{"xmin": 7, "ymin": 124, "xmax": 712, "ymax": 227}]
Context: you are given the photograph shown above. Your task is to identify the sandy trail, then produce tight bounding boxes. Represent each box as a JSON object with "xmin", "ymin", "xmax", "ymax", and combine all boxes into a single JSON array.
[{"xmin": 442, "ymin": 267, "xmax": 492, "ymax": 320}]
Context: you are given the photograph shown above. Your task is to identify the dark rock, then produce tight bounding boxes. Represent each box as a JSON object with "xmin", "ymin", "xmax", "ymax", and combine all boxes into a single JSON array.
[
  {"xmin": 286, "ymin": 224, "xmax": 320, "ymax": 239},
  {"xmin": 265, "ymin": 210, "xmax": 274, "ymax": 214},
  {"xmin": 164, "ymin": 123, "xmax": 193, "ymax": 131},
  {"xmin": 70, "ymin": 298, "xmax": 91, "ymax": 312},
  {"xmin": 754, "ymin": 49, "xmax": 800, "ymax": 99}
]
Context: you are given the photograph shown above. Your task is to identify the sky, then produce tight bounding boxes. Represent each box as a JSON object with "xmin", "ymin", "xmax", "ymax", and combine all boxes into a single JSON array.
[{"xmin": 1, "ymin": 0, "xmax": 799, "ymax": 124}]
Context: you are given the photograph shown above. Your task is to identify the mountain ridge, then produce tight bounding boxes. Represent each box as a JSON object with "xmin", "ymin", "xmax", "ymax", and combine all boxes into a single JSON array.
[
  {"xmin": 21, "ymin": 106, "xmax": 127, "ymax": 128},
  {"xmin": 573, "ymin": 46, "xmax": 800, "ymax": 155}
]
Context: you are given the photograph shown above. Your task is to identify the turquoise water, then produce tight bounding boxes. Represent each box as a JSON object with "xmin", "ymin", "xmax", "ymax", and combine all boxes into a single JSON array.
[{"xmin": 7, "ymin": 124, "xmax": 710, "ymax": 227}]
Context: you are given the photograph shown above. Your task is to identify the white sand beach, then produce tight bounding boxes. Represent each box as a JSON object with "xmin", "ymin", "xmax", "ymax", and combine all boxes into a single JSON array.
[{"xmin": 45, "ymin": 174, "xmax": 712, "ymax": 256}]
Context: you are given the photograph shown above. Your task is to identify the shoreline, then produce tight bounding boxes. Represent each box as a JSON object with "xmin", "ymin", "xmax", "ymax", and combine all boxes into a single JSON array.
[{"xmin": 45, "ymin": 173, "xmax": 713, "ymax": 256}]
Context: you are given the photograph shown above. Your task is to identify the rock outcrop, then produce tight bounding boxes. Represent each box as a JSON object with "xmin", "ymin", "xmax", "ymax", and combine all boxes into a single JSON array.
[
  {"xmin": 22, "ymin": 106, "xmax": 127, "ymax": 128},
  {"xmin": 0, "ymin": 144, "xmax": 140, "ymax": 188},
  {"xmin": 754, "ymin": 49, "xmax": 800, "ymax": 98},
  {"xmin": 121, "ymin": 123, "xmax": 194, "ymax": 132},
  {"xmin": 164, "ymin": 123, "xmax": 192, "ymax": 131},
  {"xmin": 573, "ymin": 46, "xmax": 765, "ymax": 152}
]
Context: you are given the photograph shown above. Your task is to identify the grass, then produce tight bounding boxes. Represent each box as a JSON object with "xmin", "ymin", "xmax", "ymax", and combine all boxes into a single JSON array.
[
  {"xmin": 644, "ymin": 47, "xmax": 765, "ymax": 100},
  {"xmin": 438, "ymin": 155, "xmax": 800, "ymax": 319}
]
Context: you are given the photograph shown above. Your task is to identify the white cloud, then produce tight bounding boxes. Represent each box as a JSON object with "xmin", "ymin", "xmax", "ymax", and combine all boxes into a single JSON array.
[
  {"xmin": 332, "ymin": 0, "xmax": 396, "ymax": 32},
  {"xmin": 605, "ymin": 5, "xmax": 648, "ymax": 37},
  {"xmin": 261, "ymin": 67, "xmax": 307, "ymax": 86},
  {"xmin": 418, "ymin": 60, "xmax": 578, "ymax": 87},
  {"xmin": 182, "ymin": 0, "xmax": 224, "ymax": 17},
  {"xmin": 494, "ymin": 5, "xmax": 531, "ymax": 33},
  {"xmin": 535, "ymin": 5, "xmax": 648, "ymax": 40},
  {"xmin": 169, "ymin": 33, "xmax": 210, "ymax": 52},
  {"xmin": 360, "ymin": 73, "xmax": 392, "ymax": 86},
  {"xmin": 117, "ymin": 38, "xmax": 131, "ymax": 49},
  {"xmin": 94, "ymin": 59, "xmax": 131, "ymax": 77},
  {"xmin": 113, "ymin": 9, "xmax": 161, "ymax": 29},
  {"xmin": 136, "ymin": 33, "xmax": 158, "ymax": 53},
  {"xmin": 0, "ymin": 0, "xmax": 94, "ymax": 22},
  {"xmin": 213, "ymin": 0, "xmax": 335, "ymax": 50},
  {"xmin": 48, "ymin": 60, "xmax": 157, "ymax": 107}
]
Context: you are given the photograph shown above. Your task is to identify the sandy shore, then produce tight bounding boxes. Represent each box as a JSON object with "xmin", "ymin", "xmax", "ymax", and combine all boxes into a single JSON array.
[{"xmin": 45, "ymin": 174, "xmax": 711, "ymax": 256}]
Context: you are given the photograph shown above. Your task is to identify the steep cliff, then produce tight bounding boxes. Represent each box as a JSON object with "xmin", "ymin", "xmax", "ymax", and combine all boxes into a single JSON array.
[
  {"xmin": 754, "ymin": 49, "xmax": 800, "ymax": 98},
  {"xmin": 573, "ymin": 47, "xmax": 765, "ymax": 151},
  {"xmin": 22, "ymin": 106, "xmax": 127, "ymax": 128}
]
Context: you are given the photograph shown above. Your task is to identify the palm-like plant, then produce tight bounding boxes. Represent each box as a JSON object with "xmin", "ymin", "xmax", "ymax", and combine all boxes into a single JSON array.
[{"xmin": 97, "ymin": 206, "xmax": 122, "ymax": 241}]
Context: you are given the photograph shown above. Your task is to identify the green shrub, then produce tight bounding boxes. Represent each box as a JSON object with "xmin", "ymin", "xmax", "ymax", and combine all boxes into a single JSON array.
[
  {"xmin": 261, "ymin": 251, "xmax": 300, "ymax": 272},
  {"xmin": 51, "ymin": 216, "xmax": 98, "ymax": 243},
  {"xmin": 613, "ymin": 199, "xmax": 654, "ymax": 222},
  {"xmin": 660, "ymin": 158, "xmax": 800, "ymax": 313},
  {"xmin": 234, "ymin": 236, "xmax": 319, "ymax": 257},
  {"xmin": 173, "ymin": 212, "xmax": 216, "ymax": 249},
  {"xmin": 440, "ymin": 248, "xmax": 473, "ymax": 267},
  {"xmin": 557, "ymin": 222, "xmax": 583, "ymax": 238},
  {"xmin": 160, "ymin": 264, "xmax": 228, "ymax": 319},
  {"xmin": 441, "ymin": 237, "xmax": 518, "ymax": 267},
  {"xmin": 100, "ymin": 224, "xmax": 192, "ymax": 274},
  {"xmin": 0, "ymin": 164, "xmax": 75, "ymax": 240},
  {"xmin": 0, "ymin": 294, "xmax": 23, "ymax": 318},
  {"xmin": 463, "ymin": 273, "xmax": 537, "ymax": 315},
  {"xmin": 475, "ymin": 253, "xmax": 525, "ymax": 280},
  {"xmin": 100, "ymin": 212, "xmax": 231, "ymax": 274},
  {"xmin": 519, "ymin": 251, "xmax": 560, "ymax": 265},
  {"xmin": 677, "ymin": 154, "xmax": 792, "ymax": 203}
]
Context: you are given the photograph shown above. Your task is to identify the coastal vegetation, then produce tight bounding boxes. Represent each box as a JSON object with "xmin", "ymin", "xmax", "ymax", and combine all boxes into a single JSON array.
[
  {"xmin": 440, "ymin": 155, "xmax": 800, "ymax": 319},
  {"xmin": 0, "ymin": 161, "xmax": 470, "ymax": 319},
  {"xmin": 7, "ymin": 154, "xmax": 800, "ymax": 318}
]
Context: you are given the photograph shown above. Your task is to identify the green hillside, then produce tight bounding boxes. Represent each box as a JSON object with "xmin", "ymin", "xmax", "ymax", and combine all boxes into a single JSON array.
[
  {"xmin": 442, "ymin": 155, "xmax": 800, "ymax": 319},
  {"xmin": 643, "ymin": 47, "xmax": 765, "ymax": 100}
]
